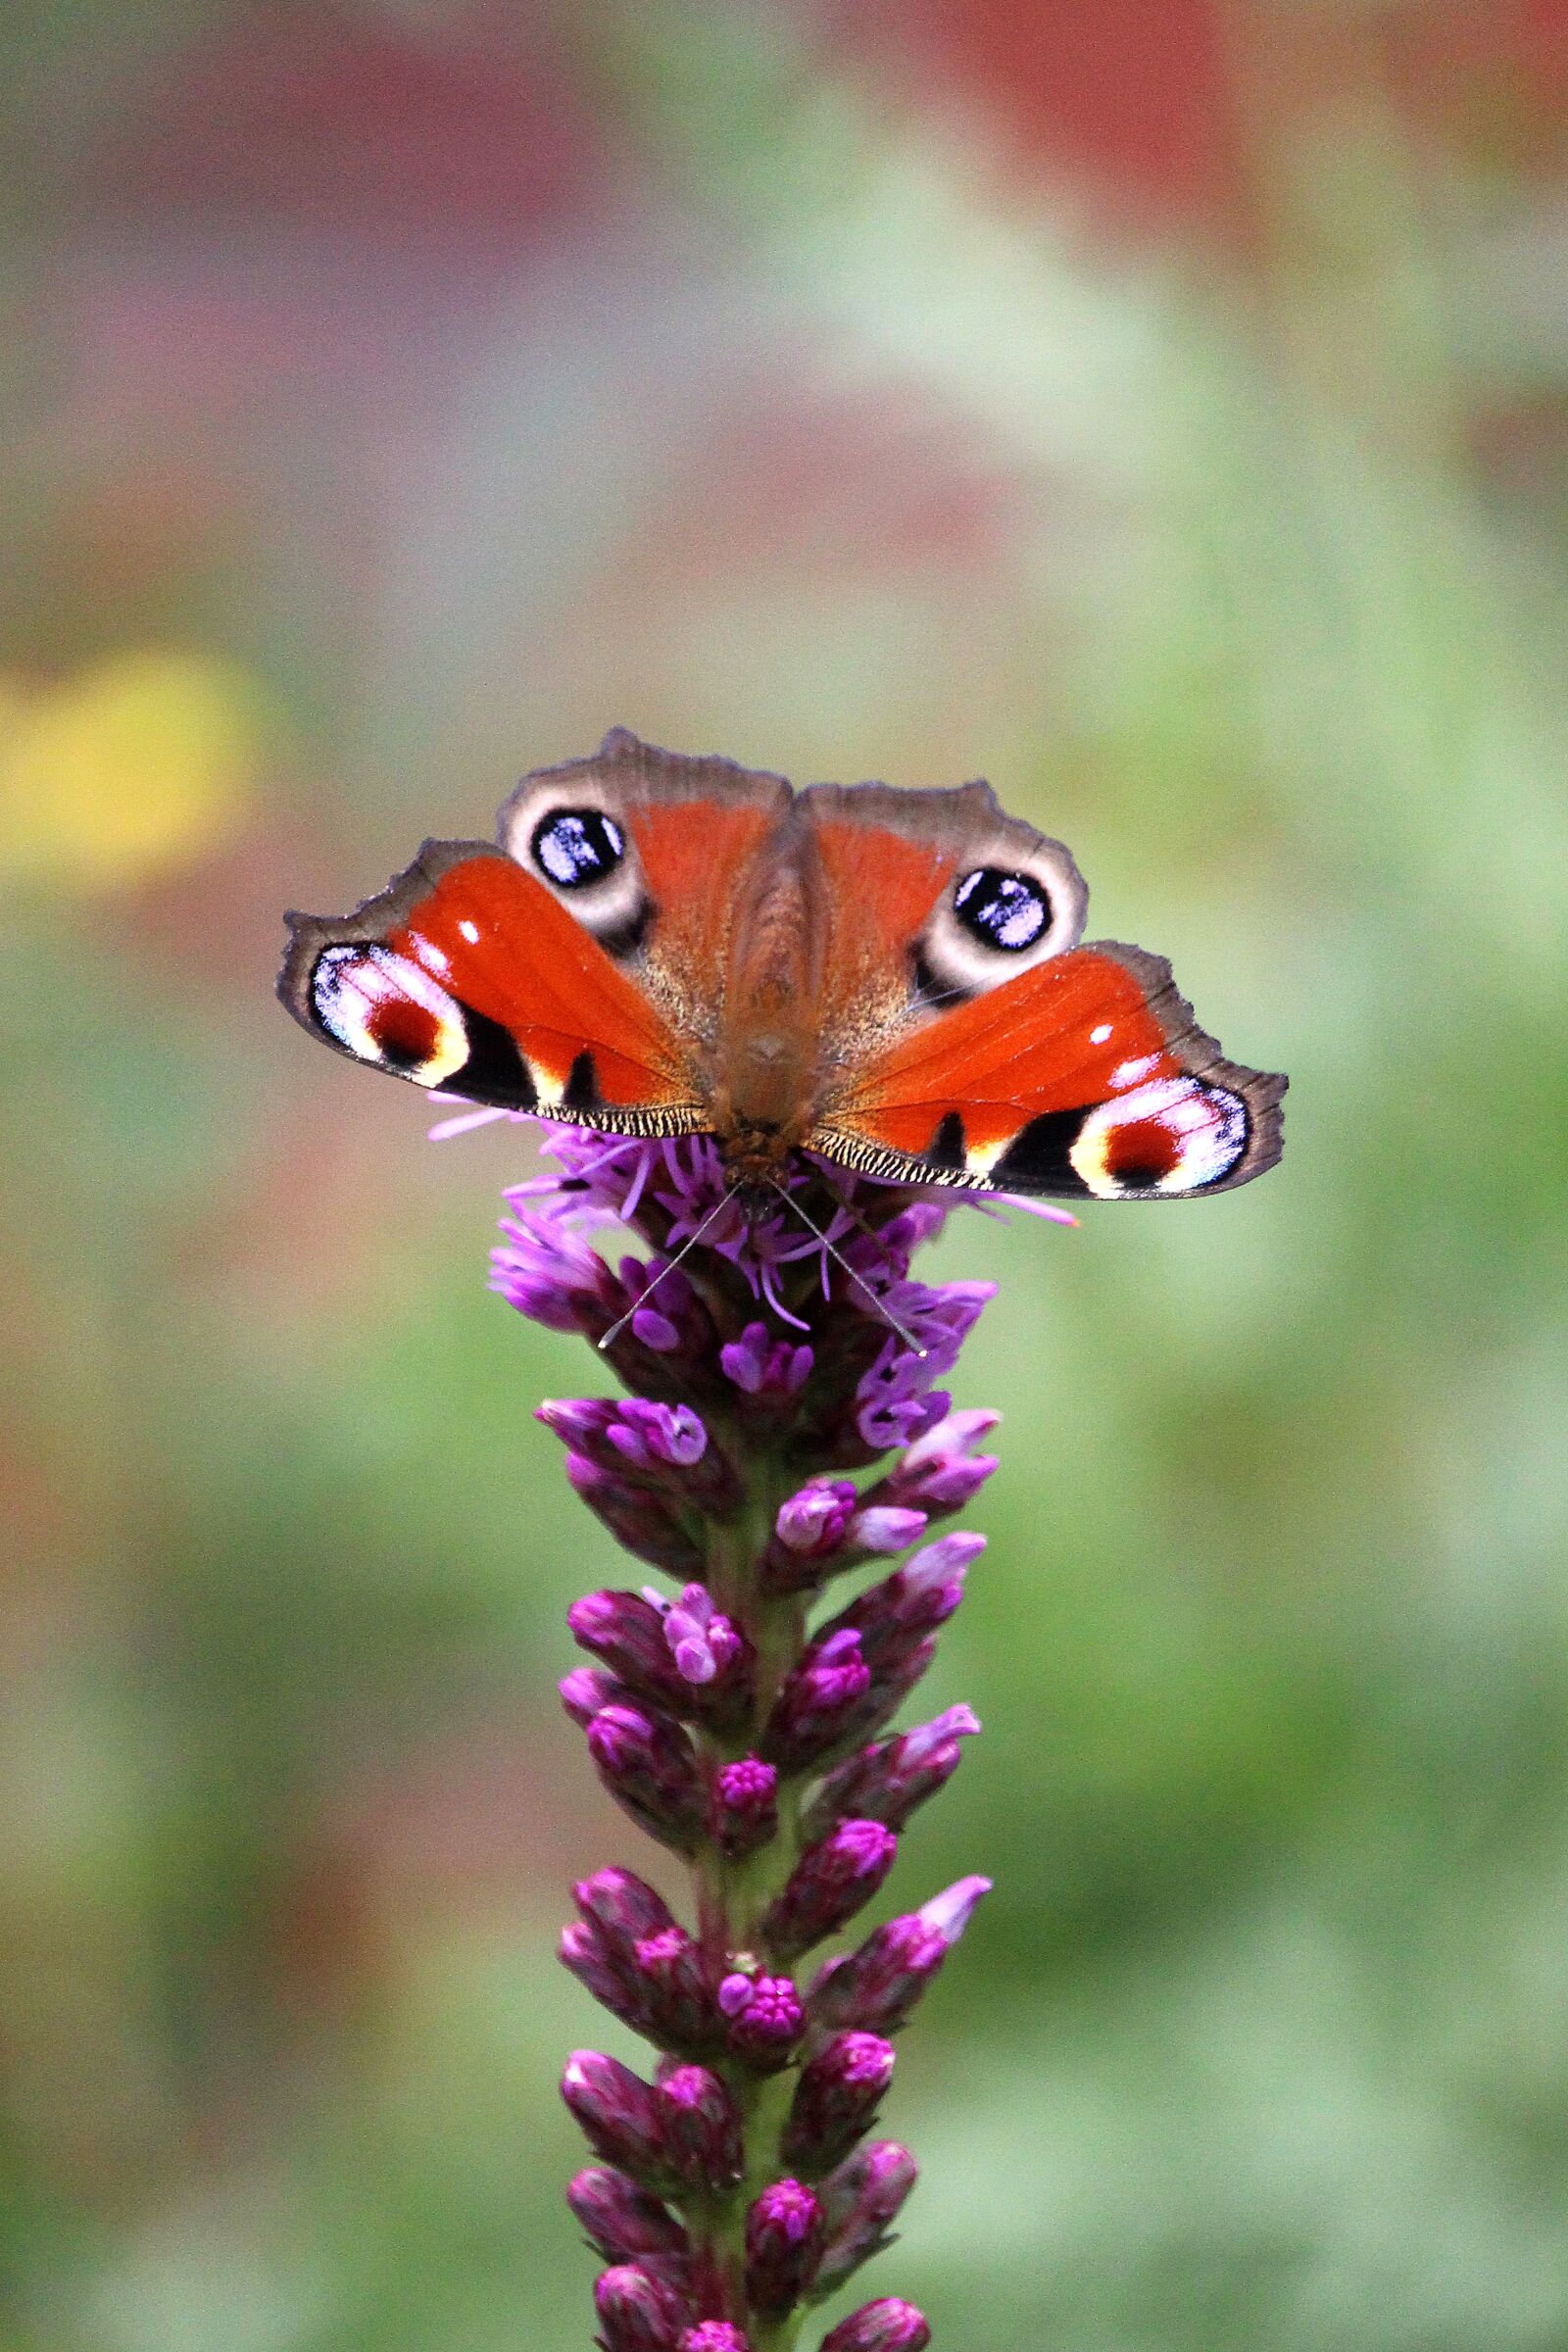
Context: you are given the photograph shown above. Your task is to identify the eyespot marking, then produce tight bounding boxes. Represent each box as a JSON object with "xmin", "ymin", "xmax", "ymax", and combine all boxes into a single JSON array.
[
  {"xmin": 1069, "ymin": 1078, "xmax": 1247, "ymax": 1198},
  {"xmin": 311, "ymin": 944, "xmax": 468, "ymax": 1086},
  {"xmin": 953, "ymin": 866, "xmax": 1051, "ymax": 953},
  {"xmin": 531, "ymin": 807, "xmax": 625, "ymax": 890}
]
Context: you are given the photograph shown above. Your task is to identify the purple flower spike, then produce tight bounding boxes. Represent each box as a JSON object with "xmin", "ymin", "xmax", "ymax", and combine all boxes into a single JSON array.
[
  {"xmin": 710, "ymin": 1756, "xmax": 779, "ymax": 1860},
  {"xmin": 814, "ymin": 2142, "xmax": 919, "ymax": 2296},
  {"xmin": 808, "ymin": 1877, "xmax": 993, "ymax": 2035},
  {"xmin": 820, "ymin": 2299, "xmax": 932, "ymax": 2352},
  {"xmin": 805, "ymin": 1705, "xmax": 982, "ymax": 1839},
  {"xmin": 466, "ymin": 1122, "xmax": 1020, "ymax": 2331},
  {"xmin": 744, "ymin": 2179, "xmax": 824, "ymax": 2313},
  {"xmin": 763, "ymin": 1629, "xmax": 873, "ymax": 1770},
  {"xmin": 658, "ymin": 2065, "xmax": 744, "ymax": 2192},
  {"xmin": 763, "ymin": 1820, "xmax": 899, "ymax": 1960},
  {"xmin": 567, "ymin": 2168, "xmax": 691, "ymax": 2267},
  {"xmin": 594, "ymin": 2262, "xmax": 691, "ymax": 2352},
  {"xmin": 719, "ymin": 1973, "xmax": 806, "ymax": 2070},
  {"xmin": 563, "ymin": 2052, "xmax": 669, "ymax": 2186},
  {"xmin": 783, "ymin": 2033, "xmax": 897, "ymax": 2175}
]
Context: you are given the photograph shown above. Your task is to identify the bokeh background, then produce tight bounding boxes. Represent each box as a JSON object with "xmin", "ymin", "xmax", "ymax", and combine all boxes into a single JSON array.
[{"xmin": 4, "ymin": 4, "xmax": 1567, "ymax": 2347}]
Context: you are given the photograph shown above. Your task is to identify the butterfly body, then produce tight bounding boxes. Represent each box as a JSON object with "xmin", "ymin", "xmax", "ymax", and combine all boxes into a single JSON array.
[{"xmin": 280, "ymin": 729, "xmax": 1285, "ymax": 1203}]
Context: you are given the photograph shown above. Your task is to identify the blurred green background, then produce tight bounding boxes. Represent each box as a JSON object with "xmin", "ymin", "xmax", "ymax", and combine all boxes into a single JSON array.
[{"xmin": 3, "ymin": 5, "xmax": 1566, "ymax": 2347}]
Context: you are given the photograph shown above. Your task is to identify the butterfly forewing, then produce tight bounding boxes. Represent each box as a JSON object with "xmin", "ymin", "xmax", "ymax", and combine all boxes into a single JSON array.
[{"xmin": 279, "ymin": 842, "xmax": 706, "ymax": 1135}]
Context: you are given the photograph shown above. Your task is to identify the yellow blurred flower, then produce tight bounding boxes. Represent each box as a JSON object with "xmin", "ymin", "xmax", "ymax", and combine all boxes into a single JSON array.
[{"xmin": 0, "ymin": 649, "xmax": 266, "ymax": 891}]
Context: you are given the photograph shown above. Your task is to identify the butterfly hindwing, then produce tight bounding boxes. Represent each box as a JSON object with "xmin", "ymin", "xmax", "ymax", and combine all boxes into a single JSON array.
[
  {"xmin": 278, "ymin": 840, "xmax": 705, "ymax": 1136},
  {"xmin": 813, "ymin": 941, "xmax": 1285, "ymax": 1200}
]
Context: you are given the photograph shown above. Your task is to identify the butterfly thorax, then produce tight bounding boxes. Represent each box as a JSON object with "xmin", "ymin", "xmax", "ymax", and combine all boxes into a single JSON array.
[{"xmin": 704, "ymin": 828, "xmax": 827, "ymax": 1180}]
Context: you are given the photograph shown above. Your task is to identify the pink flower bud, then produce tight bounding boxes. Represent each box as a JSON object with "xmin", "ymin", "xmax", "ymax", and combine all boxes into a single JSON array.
[
  {"xmin": 744, "ymin": 2178, "xmax": 823, "ymax": 2313},
  {"xmin": 814, "ymin": 2141, "xmax": 919, "ymax": 2296},
  {"xmin": 566, "ymin": 2168, "xmax": 689, "ymax": 2267},
  {"xmin": 820, "ymin": 2298, "xmax": 931, "ymax": 2352},
  {"xmin": 593, "ymin": 2262, "xmax": 690, "ymax": 2352},
  {"xmin": 763, "ymin": 1819, "xmax": 898, "ymax": 1960},
  {"xmin": 783, "ymin": 2032, "xmax": 897, "ymax": 2175}
]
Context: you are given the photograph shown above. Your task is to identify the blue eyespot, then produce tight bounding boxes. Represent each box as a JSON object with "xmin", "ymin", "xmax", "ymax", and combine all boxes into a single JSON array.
[
  {"xmin": 531, "ymin": 807, "xmax": 625, "ymax": 889},
  {"xmin": 953, "ymin": 866, "xmax": 1050, "ymax": 952}
]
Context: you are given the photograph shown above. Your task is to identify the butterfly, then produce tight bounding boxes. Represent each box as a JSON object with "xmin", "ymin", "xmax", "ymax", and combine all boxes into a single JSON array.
[{"xmin": 278, "ymin": 728, "xmax": 1285, "ymax": 1204}]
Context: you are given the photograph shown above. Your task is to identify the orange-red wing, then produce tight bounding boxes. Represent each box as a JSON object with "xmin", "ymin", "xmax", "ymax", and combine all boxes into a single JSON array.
[
  {"xmin": 278, "ymin": 842, "xmax": 706, "ymax": 1132},
  {"xmin": 815, "ymin": 942, "xmax": 1285, "ymax": 1200}
]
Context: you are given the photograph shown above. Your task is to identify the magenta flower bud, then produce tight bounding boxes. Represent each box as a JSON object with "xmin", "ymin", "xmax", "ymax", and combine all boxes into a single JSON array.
[
  {"xmin": 574, "ymin": 1866, "xmax": 679, "ymax": 1948},
  {"xmin": 679, "ymin": 2327, "xmax": 752, "ymax": 2352},
  {"xmin": 659, "ymin": 1584, "xmax": 747, "ymax": 1688},
  {"xmin": 710, "ymin": 1755, "xmax": 779, "ymax": 1859},
  {"xmin": 492, "ymin": 1206, "xmax": 621, "ymax": 1334},
  {"xmin": 820, "ymin": 2298, "xmax": 931, "ymax": 2351},
  {"xmin": 570, "ymin": 1589, "xmax": 686, "ymax": 1700},
  {"xmin": 561, "ymin": 1664, "xmax": 627, "ymax": 1726},
  {"xmin": 717, "ymin": 1971, "xmax": 805, "ymax": 2069},
  {"xmin": 809, "ymin": 1877, "xmax": 992, "ymax": 2034},
  {"xmin": 538, "ymin": 1396, "xmax": 620, "ymax": 1452},
  {"xmin": 763, "ymin": 1629, "xmax": 872, "ymax": 1770},
  {"xmin": 631, "ymin": 1927, "xmax": 714, "ymax": 2052},
  {"xmin": 826, "ymin": 1533, "xmax": 984, "ymax": 1667},
  {"xmin": 609, "ymin": 1398, "xmax": 710, "ymax": 1470},
  {"xmin": 567, "ymin": 2168, "xmax": 690, "ymax": 2267},
  {"xmin": 774, "ymin": 1479, "xmax": 857, "ymax": 1560},
  {"xmin": 744, "ymin": 2179, "xmax": 824, "ymax": 2313},
  {"xmin": 565, "ymin": 1459, "xmax": 706, "ymax": 1579},
  {"xmin": 805, "ymin": 1705, "xmax": 982, "ymax": 1839},
  {"xmin": 783, "ymin": 2032, "xmax": 897, "ymax": 2175},
  {"xmin": 657, "ymin": 2064, "xmax": 744, "ymax": 2191},
  {"xmin": 763, "ymin": 1819, "xmax": 898, "ymax": 1960},
  {"xmin": 594, "ymin": 2261, "xmax": 690, "ymax": 2352},
  {"xmin": 720, "ymin": 1321, "xmax": 813, "ymax": 1400},
  {"xmin": 587, "ymin": 1702, "xmax": 704, "ymax": 1854},
  {"xmin": 562, "ymin": 2052, "xmax": 667, "ymax": 2183},
  {"xmin": 847, "ymin": 1505, "xmax": 928, "ymax": 1557},
  {"xmin": 878, "ymin": 1406, "xmax": 1002, "ymax": 1517},
  {"xmin": 814, "ymin": 2141, "xmax": 918, "ymax": 2295},
  {"xmin": 560, "ymin": 1921, "xmax": 648, "ymax": 2034}
]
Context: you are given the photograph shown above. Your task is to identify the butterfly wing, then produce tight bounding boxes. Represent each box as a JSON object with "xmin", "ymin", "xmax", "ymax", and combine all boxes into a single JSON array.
[
  {"xmin": 812, "ymin": 940, "xmax": 1285, "ymax": 1200},
  {"xmin": 278, "ymin": 839, "xmax": 707, "ymax": 1135}
]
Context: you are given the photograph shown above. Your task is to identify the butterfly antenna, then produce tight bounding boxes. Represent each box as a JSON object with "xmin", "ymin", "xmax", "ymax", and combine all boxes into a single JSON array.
[
  {"xmin": 597, "ymin": 1190, "xmax": 737, "ymax": 1353},
  {"xmin": 769, "ymin": 1182, "xmax": 927, "ymax": 1358}
]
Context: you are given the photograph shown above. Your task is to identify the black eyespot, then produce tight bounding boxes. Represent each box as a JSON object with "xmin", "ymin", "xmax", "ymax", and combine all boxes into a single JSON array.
[
  {"xmin": 531, "ymin": 807, "xmax": 625, "ymax": 889},
  {"xmin": 953, "ymin": 866, "xmax": 1051, "ymax": 953}
]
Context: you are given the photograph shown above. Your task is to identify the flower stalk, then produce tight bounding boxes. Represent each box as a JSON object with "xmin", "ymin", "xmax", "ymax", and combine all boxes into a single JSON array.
[{"xmin": 493, "ymin": 1127, "xmax": 1011, "ymax": 2350}]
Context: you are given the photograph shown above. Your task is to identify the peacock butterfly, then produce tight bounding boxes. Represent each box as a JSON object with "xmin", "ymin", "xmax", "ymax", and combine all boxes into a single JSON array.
[{"xmin": 277, "ymin": 728, "xmax": 1285, "ymax": 1203}]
